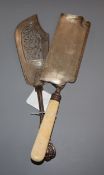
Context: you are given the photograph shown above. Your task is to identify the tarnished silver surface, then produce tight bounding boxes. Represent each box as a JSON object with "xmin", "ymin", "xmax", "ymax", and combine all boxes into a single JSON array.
[
  {"xmin": 15, "ymin": 15, "xmax": 49, "ymax": 86},
  {"xmin": 41, "ymin": 13, "xmax": 91, "ymax": 86}
]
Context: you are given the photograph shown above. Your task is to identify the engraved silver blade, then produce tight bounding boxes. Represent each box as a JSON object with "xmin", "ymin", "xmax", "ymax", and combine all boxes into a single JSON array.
[{"xmin": 15, "ymin": 15, "xmax": 49, "ymax": 86}]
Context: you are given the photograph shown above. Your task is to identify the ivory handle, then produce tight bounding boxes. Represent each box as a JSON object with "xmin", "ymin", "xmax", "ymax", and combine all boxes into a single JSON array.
[{"xmin": 31, "ymin": 99, "xmax": 59, "ymax": 162}]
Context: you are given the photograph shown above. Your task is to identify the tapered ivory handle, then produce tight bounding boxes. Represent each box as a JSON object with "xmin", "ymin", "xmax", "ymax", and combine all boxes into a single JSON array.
[{"xmin": 31, "ymin": 99, "xmax": 60, "ymax": 162}]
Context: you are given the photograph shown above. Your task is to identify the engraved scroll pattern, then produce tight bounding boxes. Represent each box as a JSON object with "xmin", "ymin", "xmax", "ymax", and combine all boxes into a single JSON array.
[{"xmin": 22, "ymin": 23, "xmax": 43, "ymax": 61}]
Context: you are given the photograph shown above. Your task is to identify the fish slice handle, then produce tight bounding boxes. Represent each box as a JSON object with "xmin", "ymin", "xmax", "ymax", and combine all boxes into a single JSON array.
[{"xmin": 31, "ymin": 89, "xmax": 61, "ymax": 162}]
